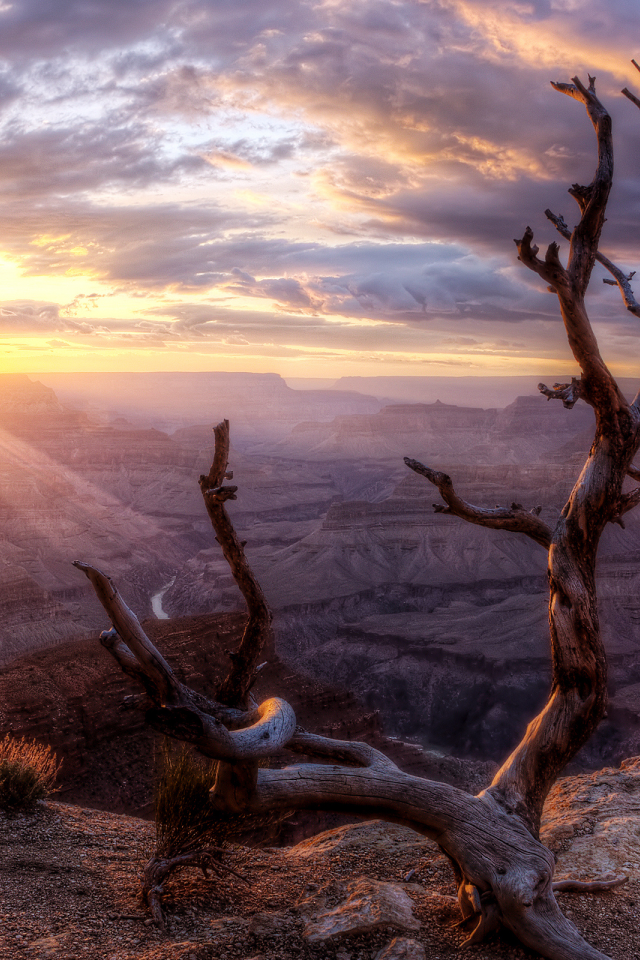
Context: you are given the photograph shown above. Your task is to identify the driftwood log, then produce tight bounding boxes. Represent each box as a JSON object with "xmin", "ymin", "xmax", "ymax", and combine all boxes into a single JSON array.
[{"xmin": 74, "ymin": 73, "xmax": 640, "ymax": 959}]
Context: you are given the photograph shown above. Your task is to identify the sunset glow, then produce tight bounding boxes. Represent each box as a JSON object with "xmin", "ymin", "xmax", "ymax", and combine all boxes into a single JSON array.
[{"xmin": 0, "ymin": 0, "xmax": 639, "ymax": 377}]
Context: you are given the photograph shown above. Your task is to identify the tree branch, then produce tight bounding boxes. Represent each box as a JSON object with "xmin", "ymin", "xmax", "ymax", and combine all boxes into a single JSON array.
[
  {"xmin": 147, "ymin": 697, "xmax": 296, "ymax": 762},
  {"xmin": 287, "ymin": 730, "xmax": 399, "ymax": 770},
  {"xmin": 143, "ymin": 847, "xmax": 247, "ymax": 928},
  {"xmin": 514, "ymin": 226, "xmax": 570, "ymax": 293},
  {"xmin": 404, "ymin": 458, "xmax": 552, "ymax": 549},
  {"xmin": 199, "ymin": 420, "xmax": 272, "ymax": 708},
  {"xmin": 551, "ymin": 76, "xmax": 613, "ymax": 298},
  {"xmin": 74, "ymin": 563, "xmax": 255, "ymax": 731},
  {"xmin": 545, "ymin": 209, "xmax": 640, "ymax": 318},
  {"xmin": 552, "ymin": 876, "xmax": 627, "ymax": 893},
  {"xmin": 538, "ymin": 378, "xmax": 582, "ymax": 409},
  {"xmin": 622, "ymin": 58, "xmax": 640, "ymax": 109},
  {"xmin": 515, "ymin": 78, "xmax": 626, "ymax": 415},
  {"xmin": 72, "ymin": 561, "xmax": 177, "ymax": 704},
  {"xmin": 617, "ymin": 486, "xmax": 640, "ymax": 520}
]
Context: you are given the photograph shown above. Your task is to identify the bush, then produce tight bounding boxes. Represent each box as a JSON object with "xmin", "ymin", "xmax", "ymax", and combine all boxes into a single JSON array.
[
  {"xmin": 155, "ymin": 740, "xmax": 235, "ymax": 857},
  {"xmin": 0, "ymin": 735, "xmax": 60, "ymax": 811},
  {"xmin": 154, "ymin": 740, "xmax": 282, "ymax": 857}
]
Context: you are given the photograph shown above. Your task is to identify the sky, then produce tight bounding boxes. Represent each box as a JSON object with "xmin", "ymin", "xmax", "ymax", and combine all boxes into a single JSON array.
[{"xmin": 0, "ymin": 0, "xmax": 639, "ymax": 379}]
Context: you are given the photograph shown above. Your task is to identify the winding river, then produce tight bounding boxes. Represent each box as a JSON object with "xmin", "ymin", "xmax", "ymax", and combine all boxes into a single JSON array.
[{"xmin": 151, "ymin": 577, "xmax": 176, "ymax": 620}]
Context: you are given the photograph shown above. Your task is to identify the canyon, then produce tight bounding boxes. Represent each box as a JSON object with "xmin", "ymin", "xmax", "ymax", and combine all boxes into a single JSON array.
[{"xmin": 1, "ymin": 371, "xmax": 639, "ymax": 773}]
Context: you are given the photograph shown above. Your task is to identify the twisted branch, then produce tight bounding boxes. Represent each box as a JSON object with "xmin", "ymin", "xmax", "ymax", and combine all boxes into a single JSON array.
[
  {"xmin": 545, "ymin": 209, "xmax": 640, "ymax": 318},
  {"xmin": 552, "ymin": 876, "xmax": 628, "ymax": 893},
  {"xmin": 550, "ymin": 76, "xmax": 612, "ymax": 298},
  {"xmin": 404, "ymin": 458, "xmax": 552, "ymax": 549},
  {"xmin": 143, "ymin": 846, "xmax": 248, "ymax": 928},
  {"xmin": 516, "ymin": 77, "xmax": 626, "ymax": 414},
  {"xmin": 538, "ymin": 378, "xmax": 582, "ymax": 409}
]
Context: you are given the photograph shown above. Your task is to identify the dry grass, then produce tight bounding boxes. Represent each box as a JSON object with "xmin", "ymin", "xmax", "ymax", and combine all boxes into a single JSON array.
[
  {"xmin": 0, "ymin": 735, "xmax": 60, "ymax": 810},
  {"xmin": 155, "ymin": 740, "xmax": 236, "ymax": 857},
  {"xmin": 154, "ymin": 741, "xmax": 286, "ymax": 857}
]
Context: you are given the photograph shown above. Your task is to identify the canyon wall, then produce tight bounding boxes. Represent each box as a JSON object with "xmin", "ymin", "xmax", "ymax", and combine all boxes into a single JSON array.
[{"xmin": 1, "ymin": 372, "xmax": 639, "ymax": 770}]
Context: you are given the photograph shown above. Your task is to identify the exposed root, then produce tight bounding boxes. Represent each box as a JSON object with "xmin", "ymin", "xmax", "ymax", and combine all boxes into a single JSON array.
[
  {"xmin": 142, "ymin": 846, "xmax": 248, "ymax": 928},
  {"xmin": 456, "ymin": 881, "xmax": 502, "ymax": 947},
  {"xmin": 461, "ymin": 897, "xmax": 501, "ymax": 947},
  {"xmin": 552, "ymin": 875, "xmax": 628, "ymax": 893}
]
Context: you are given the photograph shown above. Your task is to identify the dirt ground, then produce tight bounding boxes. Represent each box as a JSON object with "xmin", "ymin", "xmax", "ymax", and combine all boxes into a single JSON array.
[{"xmin": 0, "ymin": 800, "xmax": 637, "ymax": 960}]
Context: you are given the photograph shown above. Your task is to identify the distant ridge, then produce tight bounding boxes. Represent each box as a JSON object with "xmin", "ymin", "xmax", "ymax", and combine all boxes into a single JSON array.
[{"xmin": 328, "ymin": 375, "xmax": 640, "ymax": 408}]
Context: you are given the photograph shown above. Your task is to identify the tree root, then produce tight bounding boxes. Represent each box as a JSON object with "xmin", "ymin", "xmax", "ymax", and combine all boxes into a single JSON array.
[
  {"xmin": 142, "ymin": 846, "xmax": 248, "ymax": 928},
  {"xmin": 452, "ymin": 871, "xmax": 627, "ymax": 954},
  {"xmin": 552, "ymin": 875, "xmax": 628, "ymax": 893},
  {"xmin": 462, "ymin": 899, "xmax": 502, "ymax": 947},
  {"xmin": 455, "ymin": 885, "xmax": 502, "ymax": 947}
]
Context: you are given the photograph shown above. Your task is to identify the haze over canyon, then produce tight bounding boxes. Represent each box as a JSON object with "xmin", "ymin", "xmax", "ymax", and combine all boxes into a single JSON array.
[{"xmin": 2, "ymin": 370, "xmax": 639, "ymax": 771}]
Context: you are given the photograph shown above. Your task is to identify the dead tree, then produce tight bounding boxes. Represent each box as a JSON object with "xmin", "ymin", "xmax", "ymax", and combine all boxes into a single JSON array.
[{"xmin": 74, "ymin": 74, "xmax": 640, "ymax": 960}]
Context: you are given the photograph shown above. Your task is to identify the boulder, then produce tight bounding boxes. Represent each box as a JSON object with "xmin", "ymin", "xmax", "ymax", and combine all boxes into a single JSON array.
[
  {"xmin": 248, "ymin": 911, "xmax": 292, "ymax": 938},
  {"xmin": 541, "ymin": 757, "xmax": 640, "ymax": 881},
  {"xmin": 286, "ymin": 819, "xmax": 433, "ymax": 859},
  {"xmin": 374, "ymin": 938, "xmax": 426, "ymax": 960},
  {"xmin": 300, "ymin": 877, "xmax": 420, "ymax": 943}
]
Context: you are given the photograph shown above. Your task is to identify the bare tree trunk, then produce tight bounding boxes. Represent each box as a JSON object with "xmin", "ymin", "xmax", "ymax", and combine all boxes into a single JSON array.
[{"xmin": 73, "ymin": 73, "xmax": 640, "ymax": 960}]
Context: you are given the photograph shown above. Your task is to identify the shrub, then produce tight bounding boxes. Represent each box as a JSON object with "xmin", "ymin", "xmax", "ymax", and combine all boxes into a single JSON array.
[
  {"xmin": 154, "ymin": 740, "xmax": 282, "ymax": 857},
  {"xmin": 155, "ymin": 739, "xmax": 235, "ymax": 857},
  {"xmin": 0, "ymin": 735, "xmax": 60, "ymax": 811}
]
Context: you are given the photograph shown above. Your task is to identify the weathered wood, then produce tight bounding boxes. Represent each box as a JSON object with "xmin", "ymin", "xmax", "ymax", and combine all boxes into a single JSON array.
[
  {"xmin": 552, "ymin": 877, "xmax": 627, "ymax": 893},
  {"xmin": 249, "ymin": 764, "xmax": 610, "ymax": 960},
  {"xmin": 545, "ymin": 209, "xmax": 640, "ymax": 318},
  {"xmin": 403, "ymin": 459, "xmax": 552, "ymax": 549},
  {"xmin": 495, "ymin": 77, "xmax": 640, "ymax": 843},
  {"xmin": 142, "ymin": 846, "xmax": 247, "ymax": 927},
  {"xmin": 72, "ymin": 561, "xmax": 177, "ymax": 704},
  {"xmin": 199, "ymin": 419, "xmax": 272, "ymax": 708},
  {"xmin": 538, "ymin": 378, "xmax": 582, "ymax": 408},
  {"xmin": 146, "ymin": 696, "xmax": 296, "ymax": 761},
  {"xmin": 75, "ymin": 74, "xmax": 640, "ymax": 960},
  {"xmin": 622, "ymin": 58, "xmax": 640, "ymax": 110}
]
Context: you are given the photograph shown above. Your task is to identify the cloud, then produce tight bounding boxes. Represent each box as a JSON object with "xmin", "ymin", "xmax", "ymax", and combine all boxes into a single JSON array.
[
  {"xmin": 0, "ymin": 0, "xmax": 638, "ymax": 376},
  {"xmin": 0, "ymin": 198, "xmax": 271, "ymax": 288},
  {"xmin": 0, "ymin": 115, "xmax": 207, "ymax": 201},
  {"xmin": 0, "ymin": 0, "xmax": 179, "ymax": 57}
]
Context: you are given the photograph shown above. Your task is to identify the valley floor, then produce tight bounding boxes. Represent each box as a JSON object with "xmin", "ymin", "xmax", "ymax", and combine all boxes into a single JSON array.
[{"xmin": 0, "ymin": 800, "xmax": 637, "ymax": 960}]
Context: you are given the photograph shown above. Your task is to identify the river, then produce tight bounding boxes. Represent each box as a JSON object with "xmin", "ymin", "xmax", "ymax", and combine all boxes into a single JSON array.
[{"xmin": 151, "ymin": 577, "xmax": 176, "ymax": 620}]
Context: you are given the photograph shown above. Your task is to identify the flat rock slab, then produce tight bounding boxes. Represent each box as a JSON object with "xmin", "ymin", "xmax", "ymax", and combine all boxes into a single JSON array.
[
  {"xmin": 375, "ymin": 938, "xmax": 427, "ymax": 960},
  {"xmin": 301, "ymin": 877, "xmax": 420, "ymax": 943},
  {"xmin": 541, "ymin": 757, "xmax": 640, "ymax": 880}
]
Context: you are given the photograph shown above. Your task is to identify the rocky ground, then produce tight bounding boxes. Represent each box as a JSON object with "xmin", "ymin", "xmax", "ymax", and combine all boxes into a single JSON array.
[{"xmin": 0, "ymin": 759, "xmax": 638, "ymax": 960}]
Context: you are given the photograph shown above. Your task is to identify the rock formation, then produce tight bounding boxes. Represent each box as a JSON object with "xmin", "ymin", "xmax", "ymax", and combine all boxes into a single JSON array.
[
  {"xmin": 0, "ymin": 609, "xmax": 495, "ymax": 820},
  {"xmin": 1, "ymin": 372, "xmax": 639, "ymax": 769}
]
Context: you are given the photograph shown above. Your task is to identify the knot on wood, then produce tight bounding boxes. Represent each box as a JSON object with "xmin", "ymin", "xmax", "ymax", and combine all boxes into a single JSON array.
[
  {"xmin": 569, "ymin": 182, "xmax": 593, "ymax": 212},
  {"xmin": 204, "ymin": 484, "xmax": 238, "ymax": 502}
]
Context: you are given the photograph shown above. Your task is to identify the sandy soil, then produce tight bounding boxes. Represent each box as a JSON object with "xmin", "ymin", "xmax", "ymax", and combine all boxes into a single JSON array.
[{"xmin": 0, "ymin": 800, "xmax": 637, "ymax": 960}]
